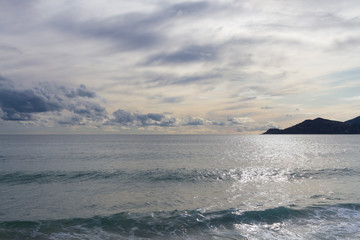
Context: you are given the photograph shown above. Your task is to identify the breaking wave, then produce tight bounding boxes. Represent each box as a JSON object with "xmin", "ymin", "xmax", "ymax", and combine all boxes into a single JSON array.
[
  {"xmin": 0, "ymin": 167, "xmax": 358, "ymax": 185},
  {"xmin": 1, "ymin": 204, "xmax": 359, "ymax": 239}
]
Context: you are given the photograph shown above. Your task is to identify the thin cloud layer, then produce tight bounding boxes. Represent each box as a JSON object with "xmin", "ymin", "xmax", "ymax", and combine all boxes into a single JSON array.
[{"xmin": 144, "ymin": 44, "xmax": 218, "ymax": 65}]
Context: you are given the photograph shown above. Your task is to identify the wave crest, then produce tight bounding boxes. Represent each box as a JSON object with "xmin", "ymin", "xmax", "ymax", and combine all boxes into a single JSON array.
[
  {"xmin": 0, "ymin": 167, "xmax": 358, "ymax": 185},
  {"xmin": 1, "ymin": 204, "xmax": 359, "ymax": 239}
]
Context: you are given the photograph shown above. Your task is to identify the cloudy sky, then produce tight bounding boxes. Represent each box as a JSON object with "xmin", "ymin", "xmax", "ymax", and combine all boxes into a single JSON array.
[{"xmin": 1, "ymin": 0, "xmax": 360, "ymax": 134}]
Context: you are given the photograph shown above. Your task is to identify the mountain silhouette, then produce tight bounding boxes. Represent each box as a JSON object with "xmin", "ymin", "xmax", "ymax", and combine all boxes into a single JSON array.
[
  {"xmin": 263, "ymin": 116, "xmax": 360, "ymax": 134},
  {"xmin": 345, "ymin": 116, "xmax": 360, "ymax": 125}
]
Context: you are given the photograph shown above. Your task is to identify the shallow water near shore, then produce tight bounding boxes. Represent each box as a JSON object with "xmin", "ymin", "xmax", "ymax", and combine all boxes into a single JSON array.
[{"xmin": 1, "ymin": 134, "xmax": 360, "ymax": 239}]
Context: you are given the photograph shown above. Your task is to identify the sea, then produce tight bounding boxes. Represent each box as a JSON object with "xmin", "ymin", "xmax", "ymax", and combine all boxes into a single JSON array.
[{"xmin": 0, "ymin": 134, "xmax": 359, "ymax": 240}]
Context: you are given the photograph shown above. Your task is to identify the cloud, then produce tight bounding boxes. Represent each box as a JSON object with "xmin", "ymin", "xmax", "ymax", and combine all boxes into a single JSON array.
[
  {"xmin": 331, "ymin": 37, "xmax": 360, "ymax": 51},
  {"xmin": 111, "ymin": 110, "xmax": 211, "ymax": 128},
  {"xmin": 112, "ymin": 109, "xmax": 134, "ymax": 125},
  {"xmin": 71, "ymin": 102, "xmax": 107, "ymax": 120},
  {"xmin": 63, "ymin": 84, "xmax": 96, "ymax": 98},
  {"xmin": 0, "ymin": 77, "xmax": 279, "ymax": 132},
  {"xmin": 0, "ymin": 43, "xmax": 22, "ymax": 54},
  {"xmin": 0, "ymin": 77, "xmax": 107, "ymax": 124},
  {"xmin": 51, "ymin": 14, "xmax": 161, "ymax": 51},
  {"xmin": 1, "ymin": 0, "xmax": 360, "ymax": 133},
  {"xmin": 0, "ymin": 108, "xmax": 4, "ymax": 120},
  {"xmin": 150, "ymin": 95, "xmax": 184, "ymax": 104},
  {"xmin": 261, "ymin": 121, "xmax": 280, "ymax": 130},
  {"xmin": 112, "ymin": 109, "xmax": 177, "ymax": 127},
  {"xmin": 174, "ymin": 74, "xmax": 220, "ymax": 85},
  {"xmin": 183, "ymin": 116, "xmax": 205, "ymax": 126},
  {"xmin": 210, "ymin": 121, "xmax": 225, "ymax": 126},
  {"xmin": 0, "ymin": 1, "xmax": 37, "ymax": 33},
  {"xmin": 57, "ymin": 114, "xmax": 84, "ymax": 125},
  {"xmin": 144, "ymin": 44, "xmax": 218, "ymax": 65},
  {"xmin": 172, "ymin": 1, "xmax": 209, "ymax": 15},
  {"xmin": 162, "ymin": 97, "xmax": 183, "ymax": 103},
  {"xmin": 147, "ymin": 73, "xmax": 220, "ymax": 86},
  {"xmin": 49, "ymin": 1, "xmax": 210, "ymax": 52},
  {"xmin": 137, "ymin": 113, "xmax": 165, "ymax": 125},
  {"xmin": 0, "ymin": 80, "xmax": 62, "ymax": 121},
  {"xmin": 228, "ymin": 116, "xmax": 255, "ymax": 125}
]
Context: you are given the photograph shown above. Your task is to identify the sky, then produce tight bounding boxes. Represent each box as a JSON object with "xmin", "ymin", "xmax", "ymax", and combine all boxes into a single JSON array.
[{"xmin": 0, "ymin": 0, "xmax": 360, "ymax": 134}]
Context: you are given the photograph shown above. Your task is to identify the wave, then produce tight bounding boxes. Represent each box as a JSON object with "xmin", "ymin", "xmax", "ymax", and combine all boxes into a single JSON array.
[
  {"xmin": 1, "ymin": 204, "xmax": 359, "ymax": 240},
  {"xmin": 288, "ymin": 167, "xmax": 359, "ymax": 179},
  {"xmin": 0, "ymin": 167, "xmax": 358, "ymax": 185}
]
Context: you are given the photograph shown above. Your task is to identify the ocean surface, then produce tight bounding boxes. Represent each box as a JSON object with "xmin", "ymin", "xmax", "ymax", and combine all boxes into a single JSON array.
[{"xmin": 0, "ymin": 134, "xmax": 359, "ymax": 239}]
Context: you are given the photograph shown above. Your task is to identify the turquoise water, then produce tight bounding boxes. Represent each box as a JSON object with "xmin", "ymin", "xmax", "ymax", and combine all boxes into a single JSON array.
[{"xmin": 0, "ymin": 135, "xmax": 359, "ymax": 239}]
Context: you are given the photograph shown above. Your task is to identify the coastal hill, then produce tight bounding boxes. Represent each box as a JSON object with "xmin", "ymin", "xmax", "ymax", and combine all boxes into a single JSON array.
[
  {"xmin": 263, "ymin": 116, "xmax": 360, "ymax": 134},
  {"xmin": 345, "ymin": 116, "xmax": 360, "ymax": 125}
]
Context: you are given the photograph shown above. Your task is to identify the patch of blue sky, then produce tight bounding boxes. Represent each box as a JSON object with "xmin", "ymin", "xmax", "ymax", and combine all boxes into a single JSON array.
[
  {"xmin": 276, "ymin": 84, "xmax": 360, "ymax": 109},
  {"xmin": 328, "ymin": 67, "xmax": 360, "ymax": 84},
  {"xmin": 334, "ymin": 85, "xmax": 360, "ymax": 101}
]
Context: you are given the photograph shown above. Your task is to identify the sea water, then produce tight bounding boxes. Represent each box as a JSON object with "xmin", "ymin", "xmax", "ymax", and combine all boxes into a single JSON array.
[{"xmin": 0, "ymin": 134, "xmax": 359, "ymax": 239}]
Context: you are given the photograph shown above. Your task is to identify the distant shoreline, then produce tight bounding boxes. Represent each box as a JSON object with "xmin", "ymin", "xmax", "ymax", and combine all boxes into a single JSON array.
[{"xmin": 263, "ymin": 116, "xmax": 360, "ymax": 134}]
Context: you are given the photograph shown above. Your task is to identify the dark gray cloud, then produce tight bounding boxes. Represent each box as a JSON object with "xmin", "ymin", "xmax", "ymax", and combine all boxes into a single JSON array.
[
  {"xmin": 172, "ymin": 1, "xmax": 209, "ymax": 15},
  {"xmin": 0, "ymin": 78, "xmax": 62, "ymax": 121},
  {"xmin": 51, "ymin": 14, "xmax": 160, "ymax": 51},
  {"xmin": 112, "ymin": 109, "xmax": 177, "ymax": 127},
  {"xmin": 0, "ymin": 75, "xmax": 15, "ymax": 88},
  {"xmin": 162, "ymin": 97, "xmax": 183, "ymax": 103},
  {"xmin": 0, "ymin": 76, "xmax": 267, "ymax": 131},
  {"xmin": 145, "ymin": 44, "xmax": 218, "ymax": 65},
  {"xmin": 112, "ymin": 109, "xmax": 135, "ymax": 125},
  {"xmin": 156, "ymin": 117, "xmax": 177, "ymax": 127},
  {"xmin": 183, "ymin": 117, "xmax": 205, "ymax": 126},
  {"xmin": 0, "ymin": 88, "xmax": 61, "ymax": 120},
  {"xmin": 112, "ymin": 110, "xmax": 213, "ymax": 128},
  {"xmin": 72, "ymin": 102, "xmax": 106, "ymax": 119},
  {"xmin": 237, "ymin": 96, "xmax": 257, "ymax": 102},
  {"xmin": 57, "ymin": 115, "xmax": 84, "ymax": 125},
  {"xmin": 63, "ymin": 84, "xmax": 96, "ymax": 98},
  {"xmin": 174, "ymin": 74, "xmax": 220, "ymax": 85},
  {"xmin": 149, "ymin": 95, "xmax": 183, "ymax": 104},
  {"xmin": 0, "ymin": 43, "xmax": 22, "ymax": 54},
  {"xmin": 136, "ymin": 113, "xmax": 164, "ymax": 126},
  {"xmin": 0, "ymin": 77, "xmax": 107, "ymax": 124},
  {"xmin": 147, "ymin": 73, "xmax": 220, "ymax": 86},
  {"xmin": 50, "ymin": 1, "xmax": 210, "ymax": 52}
]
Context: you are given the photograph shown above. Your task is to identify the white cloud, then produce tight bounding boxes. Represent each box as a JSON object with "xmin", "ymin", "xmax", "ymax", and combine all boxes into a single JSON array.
[{"xmin": 228, "ymin": 117, "xmax": 255, "ymax": 125}]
